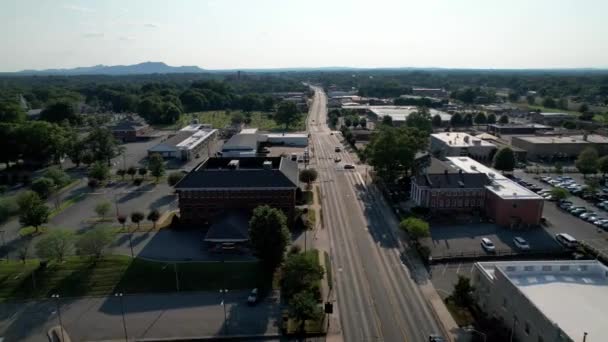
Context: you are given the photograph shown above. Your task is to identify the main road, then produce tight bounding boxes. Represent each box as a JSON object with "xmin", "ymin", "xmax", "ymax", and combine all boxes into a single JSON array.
[{"xmin": 307, "ymin": 87, "xmax": 443, "ymax": 341}]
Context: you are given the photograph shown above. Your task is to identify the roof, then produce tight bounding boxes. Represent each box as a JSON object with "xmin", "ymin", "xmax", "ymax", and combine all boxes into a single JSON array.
[
  {"xmin": 476, "ymin": 260, "xmax": 608, "ymax": 341},
  {"xmin": 240, "ymin": 128, "xmax": 259, "ymax": 134},
  {"xmin": 340, "ymin": 105, "xmax": 452, "ymax": 121},
  {"xmin": 204, "ymin": 211, "xmax": 250, "ymax": 242},
  {"xmin": 569, "ymin": 134, "xmax": 608, "ymax": 144},
  {"xmin": 149, "ymin": 131, "xmax": 194, "ymax": 151},
  {"xmin": 445, "ymin": 157, "xmax": 542, "ymax": 200},
  {"xmin": 432, "ymin": 132, "xmax": 496, "ymax": 148},
  {"xmin": 487, "ymin": 123, "xmax": 552, "ymax": 129},
  {"xmin": 414, "ymin": 172, "xmax": 488, "ymax": 189},
  {"xmin": 513, "ymin": 136, "xmax": 589, "ymax": 144},
  {"xmin": 475, "ymin": 133, "xmax": 500, "ymax": 141},
  {"xmin": 175, "ymin": 129, "xmax": 216, "ymax": 151},
  {"xmin": 222, "ymin": 134, "xmax": 260, "ymax": 151},
  {"xmin": 426, "ymin": 157, "xmax": 458, "ymax": 174},
  {"xmin": 175, "ymin": 157, "xmax": 298, "ymax": 189},
  {"xmin": 111, "ymin": 120, "xmax": 149, "ymax": 131},
  {"xmin": 535, "ymin": 112, "xmax": 573, "ymax": 118}
]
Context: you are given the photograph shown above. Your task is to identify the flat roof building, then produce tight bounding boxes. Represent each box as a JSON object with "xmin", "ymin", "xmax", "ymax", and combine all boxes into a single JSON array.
[
  {"xmin": 221, "ymin": 133, "xmax": 260, "ymax": 157},
  {"xmin": 473, "ymin": 260, "xmax": 608, "ymax": 342},
  {"xmin": 531, "ymin": 112, "xmax": 574, "ymax": 125},
  {"xmin": 431, "ymin": 132, "xmax": 496, "ymax": 162},
  {"xmin": 148, "ymin": 128, "xmax": 218, "ymax": 161},
  {"xmin": 487, "ymin": 123, "xmax": 553, "ymax": 135},
  {"xmin": 511, "ymin": 134, "xmax": 608, "ymax": 161},
  {"xmin": 341, "ymin": 105, "xmax": 453, "ymax": 124}
]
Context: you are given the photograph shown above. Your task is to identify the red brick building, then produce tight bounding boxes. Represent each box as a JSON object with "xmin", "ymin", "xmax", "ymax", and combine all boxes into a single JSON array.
[
  {"xmin": 111, "ymin": 119, "xmax": 151, "ymax": 142},
  {"xmin": 175, "ymin": 157, "xmax": 299, "ymax": 225}
]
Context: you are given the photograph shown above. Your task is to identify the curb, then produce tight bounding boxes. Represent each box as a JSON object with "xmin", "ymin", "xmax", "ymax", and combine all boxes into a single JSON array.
[{"xmin": 89, "ymin": 333, "xmax": 281, "ymax": 342}]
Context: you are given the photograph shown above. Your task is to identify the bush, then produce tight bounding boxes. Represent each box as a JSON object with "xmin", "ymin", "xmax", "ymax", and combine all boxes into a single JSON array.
[
  {"xmin": 289, "ymin": 245, "xmax": 302, "ymax": 255},
  {"xmin": 88, "ymin": 178, "xmax": 100, "ymax": 189},
  {"xmin": 44, "ymin": 167, "xmax": 71, "ymax": 187},
  {"xmin": 0, "ymin": 197, "xmax": 19, "ymax": 223},
  {"xmin": 31, "ymin": 177, "xmax": 55, "ymax": 199},
  {"xmin": 133, "ymin": 178, "xmax": 143, "ymax": 186},
  {"xmin": 167, "ymin": 171, "xmax": 184, "ymax": 186}
]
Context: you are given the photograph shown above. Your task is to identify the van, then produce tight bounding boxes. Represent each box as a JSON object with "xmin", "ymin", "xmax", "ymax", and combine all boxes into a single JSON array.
[
  {"xmin": 290, "ymin": 153, "xmax": 297, "ymax": 161},
  {"xmin": 555, "ymin": 233, "xmax": 578, "ymax": 248}
]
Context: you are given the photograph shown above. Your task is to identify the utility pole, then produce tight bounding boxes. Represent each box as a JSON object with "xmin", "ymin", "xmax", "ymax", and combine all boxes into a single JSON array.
[
  {"xmin": 173, "ymin": 263, "xmax": 180, "ymax": 292},
  {"xmin": 583, "ymin": 332, "xmax": 588, "ymax": 342},
  {"xmin": 51, "ymin": 294, "xmax": 65, "ymax": 342}
]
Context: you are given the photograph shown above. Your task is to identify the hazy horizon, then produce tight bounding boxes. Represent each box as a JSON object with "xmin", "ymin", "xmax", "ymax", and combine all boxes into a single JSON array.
[{"xmin": 3, "ymin": 0, "xmax": 608, "ymax": 72}]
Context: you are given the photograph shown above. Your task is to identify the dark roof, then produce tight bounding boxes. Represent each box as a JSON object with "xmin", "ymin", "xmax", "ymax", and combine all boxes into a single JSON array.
[
  {"xmin": 426, "ymin": 158, "xmax": 458, "ymax": 174},
  {"xmin": 204, "ymin": 211, "xmax": 250, "ymax": 242},
  {"xmin": 414, "ymin": 172, "xmax": 488, "ymax": 189},
  {"xmin": 176, "ymin": 157, "xmax": 298, "ymax": 189},
  {"xmin": 111, "ymin": 120, "xmax": 148, "ymax": 131},
  {"xmin": 164, "ymin": 131, "xmax": 194, "ymax": 147},
  {"xmin": 222, "ymin": 134, "xmax": 259, "ymax": 151}
]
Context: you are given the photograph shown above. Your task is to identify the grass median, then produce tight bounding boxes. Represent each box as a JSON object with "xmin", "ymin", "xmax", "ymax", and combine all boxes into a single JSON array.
[{"xmin": 0, "ymin": 255, "xmax": 266, "ymax": 301}]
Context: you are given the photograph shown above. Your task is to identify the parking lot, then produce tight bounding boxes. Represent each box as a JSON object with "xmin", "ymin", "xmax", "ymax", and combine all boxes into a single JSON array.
[{"xmin": 429, "ymin": 262, "xmax": 478, "ymax": 299}]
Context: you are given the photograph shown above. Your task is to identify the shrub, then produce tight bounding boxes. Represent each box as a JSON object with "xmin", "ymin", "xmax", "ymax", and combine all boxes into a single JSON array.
[
  {"xmin": 167, "ymin": 172, "xmax": 184, "ymax": 186},
  {"xmin": 88, "ymin": 178, "xmax": 100, "ymax": 189},
  {"xmin": 44, "ymin": 167, "xmax": 71, "ymax": 187},
  {"xmin": 31, "ymin": 177, "xmax": 55, "ymax": 199}
]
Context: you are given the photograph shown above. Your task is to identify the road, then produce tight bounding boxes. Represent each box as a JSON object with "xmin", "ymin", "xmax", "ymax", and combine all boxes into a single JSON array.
[{"xmin": 307, "ymin": 88, "xmax": 442, "ymax": 341}]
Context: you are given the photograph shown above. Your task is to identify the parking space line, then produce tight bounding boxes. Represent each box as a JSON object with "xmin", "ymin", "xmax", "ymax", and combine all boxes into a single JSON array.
[
  {"xmin": 469, "ymin": 263, "xmax": 475, "ymax": 274},
  {"xmin": 441, "ymin": 263, "xmax": 448, "ymax": 276},
  {"xmin": 455, "ymin": 262, "xmax": 462, "ymax": 274}
]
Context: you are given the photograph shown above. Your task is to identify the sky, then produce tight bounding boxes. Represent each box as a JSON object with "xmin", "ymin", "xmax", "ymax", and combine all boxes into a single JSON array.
[{"xmin": 2, "ymin": 0, "xmax": 608, "ymax": 71}]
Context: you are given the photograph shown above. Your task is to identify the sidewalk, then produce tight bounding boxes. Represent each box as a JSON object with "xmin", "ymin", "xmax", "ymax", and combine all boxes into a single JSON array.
[{"xmin": 0, "ymin": 291, "xmax": 280, "ymax": 342}]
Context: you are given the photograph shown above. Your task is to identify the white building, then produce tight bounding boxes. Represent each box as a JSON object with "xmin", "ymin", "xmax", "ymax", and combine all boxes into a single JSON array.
[
  {"xmin": 473, "ymin": 260, "xmax": 608, "ymax": 342},
  {"xmin": 148, "ymin": 128, "xmax": 218, "ymax": 161},
  {"xmin": 430, "ymin": 132, "xmax": 496, "ymax": 161}
]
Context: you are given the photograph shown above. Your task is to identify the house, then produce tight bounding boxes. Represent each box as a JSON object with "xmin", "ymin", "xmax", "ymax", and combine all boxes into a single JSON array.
[
  {"xmin": 111, "ymin": 118, "xmax": 152, "ymax": 142},
  {"xmin": 175, "ymin": 157, "xmax": 299, "ymax": 225},
  {"xmin": 472, "ymin": 260, "xmax": 608, "ymax": 342}
]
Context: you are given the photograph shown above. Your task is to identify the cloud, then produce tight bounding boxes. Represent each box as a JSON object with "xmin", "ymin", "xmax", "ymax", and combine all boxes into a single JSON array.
[
  {"xmin": 144, "ymin": 23, "xmax": 159, "ymax": 29},
  {"xmin": 63, "ymin": 4, "xmax": 95, "ymax": 13},
  {"xmin": 83, "ymin": 33, "xmax": 104, "ymax": 38}
]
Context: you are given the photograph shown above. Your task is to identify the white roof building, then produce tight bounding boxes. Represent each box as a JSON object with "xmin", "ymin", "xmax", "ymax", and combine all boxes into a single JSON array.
[{"xmin": 473, "ymin": 260, "xmax": 608, "ymax": 342}]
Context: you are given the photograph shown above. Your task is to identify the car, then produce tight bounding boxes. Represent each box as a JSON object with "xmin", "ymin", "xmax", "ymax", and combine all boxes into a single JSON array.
[
  {"xmin": 593, "ymin": 219, "xmax": 608, "ymax": 226},
  {"xmin": 429, "ymin": 335, "xmax": 446, "ymax": 342},
  {"xmin": 247, "ymin": 288, "xmax": 258, "ymax": 305},
  {"xmin": 569, "ymin": 207, "xmax": 586, "ymax": 215},
  {"xmin": 601, "ymin": 221, "xmax": 608, "ymax": 230},
  {"xmin": 481, "ymin": 238, "xmax": 496, "ymax": 253},
  {"xmin": 334, "ymin": 157, "xmax": 341, "ymax": 163},
  {"xmin": 548, "ymin": 179, "xmax": 561, "ymax": 185},
  {"xmin": 580, "ymin": 211, "xmax": 597, "ymax": 219},
  {"xmin": 529, "ymin": 186, "xmax": 542, "ymax": 192},
  {"xmin": 335, "ymin": 146, "xmax": 342, "ymax": 152},
  {"xmin": 555, "ymin": 233, "xmax": 578, "ymax": 248},
  {"xmin": 541, "ymin": 176, "xmax": 552, "ymax": 182},
  {"xmin": 585, "ymin": 215, "xmax": 600, "ymax": 222},
  {"xmin": 560, "ymin": 203, "xmax": 574, "ymax": 210},
  {"xmin": 513, "ymin": 237, "xmax": 530, "ymax": 250},
  {"xmin": 344, "ymin": 164, "xmax": 355, "ymax": 169}
]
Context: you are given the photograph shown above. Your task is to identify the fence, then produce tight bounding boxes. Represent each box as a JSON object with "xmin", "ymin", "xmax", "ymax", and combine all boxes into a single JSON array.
[{"xmin": 429, "ymin": 249, "xmax": 572, "ymax": 264}]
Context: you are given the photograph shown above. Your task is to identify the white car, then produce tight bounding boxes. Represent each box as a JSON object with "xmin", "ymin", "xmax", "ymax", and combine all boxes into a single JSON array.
[
  {"xmin": 247, "ymin": 288, "xmax": 258, "ymax": 305},
  {"xmin": 585, "ymin": 215, "xmax": 599, "ymax": 222},
  {"xmin": 481, "ymin": 238, "xmax": 496, "ymax": 253},
  {"xmin": 580, "ymin": 211, "xmax": 597, "ymax": 219},
  {"xmin": 513, "ymin": 237, "xmax": 530, "ymax": 250},
  {"xmin": 593, "ymin": 219, "xmax": 608, "ymax": 226}
]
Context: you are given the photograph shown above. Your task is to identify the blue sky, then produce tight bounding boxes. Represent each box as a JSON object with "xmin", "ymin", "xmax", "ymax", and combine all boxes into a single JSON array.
[{"xmin": 2, "ymin": 0, "xmax": 608, "ymax": 71}]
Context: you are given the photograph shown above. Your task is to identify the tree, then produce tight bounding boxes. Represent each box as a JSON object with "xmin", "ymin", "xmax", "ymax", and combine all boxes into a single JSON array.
[
  {"xmin": 508, "ymin": 92, "xmax": 519, "ymax": 102},
  {"xmin": 231, "ymin": 112, "xmax": 244, "ymax": 126},
  {"xmin": 88, "ymin": 178, "xmax": 100, "ymax": 189},
  {"xmin": 580, "ymin": 103, "xmax": 589, "ymax": 114},
  {"xmin": 138, "ymin": 167, "xmax": 148, "ymax": 179},
  {"xmin": 474, "ymin": 113, "xmax": 487, "ymax": 125},
  {"xmin": 130, "ymin": 211, "xmax": 145, "ymax": 229},
  {"xmin": 0, "ymin": 101, "xmax": 26, "ymax": 123},
  {"xmin": 95, "ymin": 201, "xmax": 112, "ymax": 218},
  {"xmin": 17, "ymin": 191, "xmax": 49, "ymax": 233},
  {"xmin": 550, "ymin": 187, "xmax": 569, "ymax": 201},
  {"xmin": 126, "ymin": 166, "xmax": 137, "ymax": 180},
  {"xmin": 281, "ymin": 252, "xmax": 324, "ymax": 300},
  {"xmin": 381, "ymin": 115, "xmax": 393, "ymax": 126},
  {"xmin": 498, "ymin": 115, "xmax": 509, "ymax": 124},
  {"xmin": 44, "ymin": 167, "xmax": 70, "ymax": 187},
  {"xmin": 36, "ymin": 229, "xmax": 74, "ymax": 262},
  {"xmin": 117, "ymin": 214, "xmax": 127, "ymax": 229},
  {"xmin": 405, "ymin": 110, "xmax": 432, "ymax": 133},
  {"xmin": 452, "ymin": 275, "xmax": 474, "ymax": 307},
  {"xmin": 359, "ymin": 117, "xmax": 367, "ymax": 129},
  {"xmin": 598, "ymin": 156, "xmax": 608, "ymax": 176},
  {"xmin": 85, "ymin": 127, "xmax": 119, "ymax": 164},
  {"xmin": 399, "ymin": 217, "xmax": 430, "ymax": 241},
  {"xmin": 289, "ymin": 291, "xmax": 323, "ymax": 334},
  {"xmin": 40, "ymin": 101, "xmax": 80, "ymax": 125},
  {"xmin": 147, "ymin": 209, "xmax": 161, "ymax": 228},
  {"xmin": 89, "ymin": 161, "xmax": 110, "ymax": 181},
  {"xmin": 576, "ymin": 147, "xmax": 599, "ymax": 177},
  {"xmin": 299, "ymin": 169, "xmax": 318, "ymax": 189},
  {"xmin": 450, "ymin": 113, "xmax": 463, "ymax": 127},
  {"xmin": 487, "ymin": 113, "xmax": 496, "ymax": 124},
  {"xmin": 275, "ymin": 101, "xmax": 300, "ymax": 130},
  {"xmin": 167, "ymin": 171, "xmax": 184, "ymax": 186},
  {"xmin": 431, "ymin": 114, "xmax": 442, "ymax": 127},
  {"xmin": 148, "ymin": 153, "xmax": 165, "ymax": 181},
  {"xmin": 249, "ymin": 205, "xmax": 291, "ymax": 271},
  {"xmin": 76, "ymin": 226, "xmax": 115, "ymax": 259},
  {"xmin": 344, "ymin": 117, "xmax": 352, "ymax": 128},
  {"xmin": 526, "ymin": 95, "xmax": 536, "ymax": 105},
  {"xmin": 31, "ymin": 177, "xmax": 55, "ymax": 199},
  {"xmin": 117, "ymin": 169, "xmax": 126, "ymax": 180},
  {"xmin": 463, "ymin": 113, "xmax": 473, "ymax": 126},
  {"xmin": 364, "ymin": 126, "xmax": 428, "ymax": 179},
  {"xmin": 542, "ymin": 97, "xmax": 556, "ymax": 108},
  {"xmin": 493, "ymin": 147, "xmax": 516, "ymax": 172}
]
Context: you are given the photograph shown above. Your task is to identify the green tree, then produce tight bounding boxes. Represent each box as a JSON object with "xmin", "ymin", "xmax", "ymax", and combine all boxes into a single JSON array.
[
  {"xmin": 167, "ymin": 171, "xmax": 184, "ymax": 186},
  {"xmin": 281, "ymin": 252, "xmax": 325, "ymax": 300},
  {"xmin": 275, "ymin": 101, "xmax": 300, "ymax": 130},
  {"xmin": 431, "ymin": 114, "xmax": 442, "ymax": 127},
  {"xmin": 344, "ymin": 117, "xmax": 352, "ymax": 128},
  {"xmin": 44, "ymin": 167, "xmax": 70, "ymax": 187},
  {"xmin": 598, "ymin": 156, "xmax": 608, "ymax": 176},
  {"xmin": 493, "ymin": 147, "xmax": 516, "ymax": 172},
  {"xmin": 95, "ymin": 201, "xmax": 112, "ymax": 218},
  {"xmin": 148, "ymin": 153, "xmax": 165, "ymax": 181},
  {"xmin": 580, "ymin": 103, "xmax": 589, "ymax": 114},
  {"xmin": 138, "ymin": 167, "xmax": 148, "ymax": 179},
  {"xmin": 89, "ymin": 161, "xmax": 110, "ymax": 181},
  {"xmin": 231, "ymin": 112, "xmax": 244, "ymax": 126},
  {"xmin": 127, "ymin": 166, "xmax": 137, "ymax": 180},
  {"xmin": 474, "ymin": 113, "xmax": 487, "ymax": 125},
  {"xmin": 452, "ymin": 275, "xmax": 474, "ymax": 307},
  {"xmin": 299, "ymin": 169, "xmax": 318, "ymax": 189},
  {"xmin": 359, "ymin": 117, "xmax": 367, "ymax": 128},
  {"xmin": 487, "ymin": 113, "xmax": 497, "ymax": 124},
  {"xmin": 526, "ymin": 95, "xmax": 536, "ymax": 105},
  {"xmin": 381, "ymin": 115, "xmax": 393, "ymax": 126},
  {"xmin": 17, "ymin": 191, "xmax": 49, "ymax": 233},
  {"xmin": 508, "ymin": 92, "xmax": 519, "ymax": 102},
  {"xmin": 40, "ymin": 101, "xmax": 80, "ymax": 125},
  {"xmin": 406, "ymin": 110, "xmax": 432, "ymax": 133},
  {"xmin": 131, "ymin": 211, "xmax": 145, "ymax": 229},
  {"xmin": 76, "ymin": 226, "xmax": 115, "ymax": 259},
  {"xmin": 289, "ymin": 291, "xmax": 323, "ymax": 334},
  {"xmin": 498, "ymin": 115, "xmax": 509, "ymax": 124},
  {"xmin": 550, "ymin": 187, "xmax": 569, "ymax": 201},
  {"xmin": 0, "ymin": 101, "xmax": 26, "ymax": 123},
  {"xmin": 542, "ymin": 97, "xmax": 556, "ymax": 108},
  {"xmin": 463, "ymin": 113, "xmax": 473, "ymax": 126},
  {"xmin": 399, "ymin": 217, "xmax": 430, "ymax": 241},
  {"xmin": 117, "ymin": 214, "xmax": 127, "ymax": 229},
  {"xmin": 31, "ymin": 177, "xmax": 56, "ymax": 199},
  {"xmin": 364, "ymin": 126, "xmax": 427, "ymax": 179},
  {"xmin": 575, "ymin": 147, "xmax": 599, "ymax": 178},
  {"xmin": 117, "ymin": 169, "xmax": 126, "ymax": 180},
  {"xmin": 147, "ymin": 209, "xmax": 161, "ymax": 228},
  {"xmin": 249, "ymin": 205, "xmax": 291, "ymax": 271},
  {"xmin": 450, "ymin": 113, "xmax": 463, "ymax": 127},
  {"xmin": 0, "ymin": 197, "xmax": 19, "ymax": 224},
  {"xmin": 85, "ymin": 127, "xmax": 119, "ymax": 164},
  {"xmin": 35, "ymin": 229, "xmax": 74, "ymax": 262}
]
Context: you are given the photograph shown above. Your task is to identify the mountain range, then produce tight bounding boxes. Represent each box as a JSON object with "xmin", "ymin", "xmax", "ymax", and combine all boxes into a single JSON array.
[{"xmin": 17, "ymin": 62, "xmax": 205, "ymax": 75}]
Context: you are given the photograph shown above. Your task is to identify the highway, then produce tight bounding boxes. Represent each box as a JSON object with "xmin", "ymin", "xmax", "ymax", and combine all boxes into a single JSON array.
[{"xmin": 307, "ymin": 87, "xmax": 442, "ymax": 341}]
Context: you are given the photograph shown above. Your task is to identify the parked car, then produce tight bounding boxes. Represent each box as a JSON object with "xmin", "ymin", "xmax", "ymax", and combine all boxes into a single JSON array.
[
  {"xmin": 513, "ymin": 237, "xmax": 530, "ymax": 250},
  {"xmin": 555, "ymin": 233, "xmax": 578, "ymax": 248},
  {"xmin": 334, "ymin": 146, "xmax": 342, "ymax": 152},
  {"xmin": 580, "ymin": 211, "xmax": 597, "ymax": 219},
  {"xmin": 429, "ymin": 335, "xmax": 446, "ymax": 342},
  {"xmin": 481, "ymin": 238, "xmax": 496, "ymax": 253},
  {"xmin": 344, "ymin": 164, "xmax": 355, "ymax": 170},
  {"xmin": 247, "ymin": 288, "xmax": 258, "ymax": 305},
  {"xmin": 334, "ymin": 157, "xmax": 341, "ymax": 163},
  {"xmin": 569, "ymin": 207, "xmax": 586, "ymax": 215},
  {"xmin": 585, "ymin": 215, "xmax": 600, "ymax": 222},
  {"xmin": 593, "ymin": 218, "xmax": 608, "ymax": 226}
]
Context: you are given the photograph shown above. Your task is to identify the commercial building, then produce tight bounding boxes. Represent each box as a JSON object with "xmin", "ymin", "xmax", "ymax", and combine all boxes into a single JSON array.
[
  {"xmin": 175, "ymin": 157, "xmax": 299, "ymax": 225},
  {"xmin": 472, "ymin": 260, "xmax": 608, "ymax": 342},
  {"xmin": 411, "ymin": 157, "xmax": 544, "ymax": 227},
  {"xmin": 111, "ymin": 118, "xmax": 152, "ymax": 142},
  {"xmin": 430, "ymin": 132, "xmax": 497, "ymax": 161},
  {"xmin": 487, "ymin": 123, "xmax": 553, "ymax": 135},
  {"xmin": 475, "ymin": 133, "xmax": 527, "ymax": 162},
  {"xmin": 531, "ymin": 112, "xmax": 574, "ymax": 125},
  {"xmin": 342, "ymin": 105, "xmax": 452, "ymax": 125},
  {"xmin": 221, "ymin": 133, "xmax": 260, "ymax": 157},
  {"xmin": 411, "ymin": 87, "xmax": 448, "ymax": 99},
  {"xmin": 148, "ymin": 126, "xmax": 218, "ymax": 161},
  {"xmin": 511, "ymin": 134, "xmax": 608, "ymax": 161},
  {"xmin": 265, "ymin": 133, "xmax": 308, "ymax": 147}
]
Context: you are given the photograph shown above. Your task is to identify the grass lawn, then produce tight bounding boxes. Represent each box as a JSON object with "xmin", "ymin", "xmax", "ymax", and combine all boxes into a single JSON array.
[
  {"xmin": 301, "ymin": 190, "xmax": 313, "ymax": 205},
  {"xmin": 0, "ymin": 255, "xmax": 267, "ymax": 301},
  {"xmin": 307, "ymin": 208, "xmax": 316, "ymax": 228},
  {"xmin": 183, "ymin": 110, "xmax": 307, "ymax": 132},
  {"xmin": 323, "ymin": 251, "xmax": 332, "ymax": 290}
]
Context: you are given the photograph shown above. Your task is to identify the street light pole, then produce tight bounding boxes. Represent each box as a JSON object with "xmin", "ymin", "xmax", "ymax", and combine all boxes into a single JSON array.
[
  {"xmin": 220, "ymin": 288, "xmax": 228, "ymax": 335},
  {"xmin": 115, "ymin": 293, "xmax": 128, "ymax": 342},
  {"xmin": 583, "ymin": 332, "xmax": 588, "ymax": 342},
  {"xmin": 51, "ymin": 294, "xmax": 65, "ymax": 342}
]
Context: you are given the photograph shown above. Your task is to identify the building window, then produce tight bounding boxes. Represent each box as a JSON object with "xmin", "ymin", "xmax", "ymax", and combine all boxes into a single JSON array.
[
  {"xmin": 560, "ymin": 265, "xmax": 570, "ymax": 271},
  {"xmin": 524, "ymin": 265, "xmax": 534, "ymax": 272},
  {"xmin": 542, "ymin": 265, "xmax": 552, "ymax": 272},
  {"xmin": 502, "ymin": 297, "xmax": 508, "ymax": 309},
  {"xmin": 525, "ymin": 321, "xmax": 530, "ymax": 335}
]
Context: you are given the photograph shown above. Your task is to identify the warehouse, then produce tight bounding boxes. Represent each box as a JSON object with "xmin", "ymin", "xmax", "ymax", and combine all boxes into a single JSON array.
[
  {"xmin": 264, "ymin": 133, "xmax": 308, "ymax": 147},
  {"xmin": 148, "ymin": 128, "xmax": 218, "ymax": 161},
  {"xmin": 511, "ymin": 134, "xmax": 608, "ymax": 161}
]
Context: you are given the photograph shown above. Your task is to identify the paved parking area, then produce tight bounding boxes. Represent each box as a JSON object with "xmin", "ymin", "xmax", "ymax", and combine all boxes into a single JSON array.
[
  {"xmin": 429, "ymin": 262, "xmax": 477, "ymax": 299},
  {"xmin": 111, "ymin": 136, "xmax": 168, "ymax": 170}
]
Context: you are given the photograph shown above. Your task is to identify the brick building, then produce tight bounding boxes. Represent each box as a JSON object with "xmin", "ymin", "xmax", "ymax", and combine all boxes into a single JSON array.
[
  {"xmin": 175, "ymin": 157, "xmax": 299, "ymax": 225},
  {"xmin": 111, "ymin": 118, "xmax": 151, "ymax": 142}
]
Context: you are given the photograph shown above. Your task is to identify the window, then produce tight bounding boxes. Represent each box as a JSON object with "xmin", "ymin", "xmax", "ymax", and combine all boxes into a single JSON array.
[
  {"xmin": 560, "ymin": 265, "xmax": 570, "ymax": 271},
  {"xmin": 502, "ymin": 297, "xmax": 508, "ymax": 309},
  {"xmin": 525, "ymin": 321, "xmax": 530, "ymax": 335},
  {"xmin": 542, "ymin": 265, "xmax": 552, "ymax": 272},
  {"xmin": 524, "ymin": 265, "xmax": 534, "ymax": 272}
]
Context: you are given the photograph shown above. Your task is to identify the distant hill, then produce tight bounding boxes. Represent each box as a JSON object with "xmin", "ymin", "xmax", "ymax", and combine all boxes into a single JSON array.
[{"xmin": 17, "ymin": 62, "xmax": 205, "ymax": 75}]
